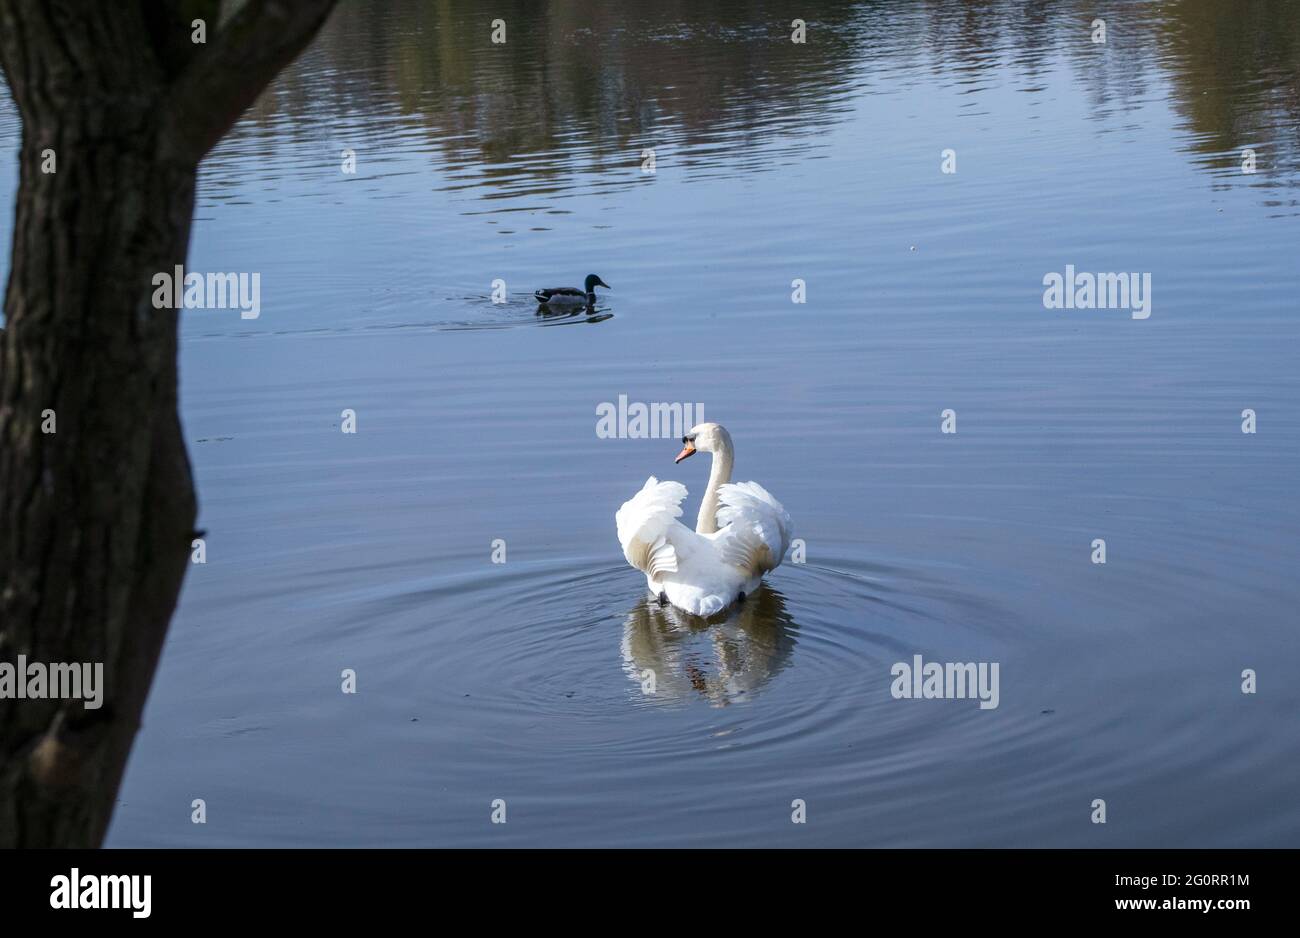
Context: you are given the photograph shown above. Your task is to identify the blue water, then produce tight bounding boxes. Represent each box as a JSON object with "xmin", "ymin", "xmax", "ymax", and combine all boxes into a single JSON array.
[{"xmin": 1, "ymin": 0, "xmax": 1297, "ymax": 846}]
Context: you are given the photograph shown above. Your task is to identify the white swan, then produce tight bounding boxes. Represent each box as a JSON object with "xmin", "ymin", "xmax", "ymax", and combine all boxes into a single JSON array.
[{"xmin": 615, "ymin": 423, "xmax": 793, "ymax": 616}]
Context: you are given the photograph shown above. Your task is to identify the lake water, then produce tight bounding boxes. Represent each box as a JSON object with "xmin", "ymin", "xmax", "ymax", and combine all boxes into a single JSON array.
[{"xmin": 2, "ymin": 0, "xmax": 1298, "ymax": 847}]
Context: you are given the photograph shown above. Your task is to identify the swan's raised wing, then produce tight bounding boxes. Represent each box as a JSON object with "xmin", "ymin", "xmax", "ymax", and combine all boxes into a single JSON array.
[
  {"xmin": 714, "ymin": 481, "xmax": 793, "ymax": 577},
  {"xmin": 616, "ymin": 477, "xmax": 689, "ymax": 581}
]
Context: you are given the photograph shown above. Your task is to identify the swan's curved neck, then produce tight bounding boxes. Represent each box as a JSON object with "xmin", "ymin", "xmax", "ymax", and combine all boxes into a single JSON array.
[{"xmin": 696, "ymin": 440, "xmax": 734, "ymax": 534}]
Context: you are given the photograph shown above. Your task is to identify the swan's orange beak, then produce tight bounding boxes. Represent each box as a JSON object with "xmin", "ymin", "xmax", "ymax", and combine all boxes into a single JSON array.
[{"xmin": 674, "ymin": 442, "xmax": 696, "ymax": 464}]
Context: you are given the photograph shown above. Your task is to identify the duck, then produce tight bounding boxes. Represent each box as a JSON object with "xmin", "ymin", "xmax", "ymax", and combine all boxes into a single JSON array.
[
  {"xmin": 615, "ymin": 423, "xmax": 793, "ymax": 617},
  {"xmin": 534, "ymin": 274, "xmax": 610, "ymax": 308}
]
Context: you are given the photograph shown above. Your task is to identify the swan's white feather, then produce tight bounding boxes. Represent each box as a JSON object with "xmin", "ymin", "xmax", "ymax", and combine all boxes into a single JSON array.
[
  {"xmin": 616, "ymin": 474, "xmax": 792, "ymax": 617},
  {"xmin": 615, "ymin": 476, "xmax": 686, "ymax": 579},
  {"xmin": 714, "ymin": 481, "xmax": 793, "ymax": 576}
]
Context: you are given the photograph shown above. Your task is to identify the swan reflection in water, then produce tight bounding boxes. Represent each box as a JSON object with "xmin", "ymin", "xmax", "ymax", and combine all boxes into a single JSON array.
[{"xmin": 620, "ymin": 585, "xmax": 798, "ymax": 707}]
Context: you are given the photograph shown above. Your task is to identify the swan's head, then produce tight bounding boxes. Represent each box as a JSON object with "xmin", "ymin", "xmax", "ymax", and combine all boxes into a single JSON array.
[
  {"xmin": 584, "ymin": 274, "xmax": 611, "ymax": 293},
  {"xmin": 675, "ymin": 422, "xmax": 731, "ymax": 463}
]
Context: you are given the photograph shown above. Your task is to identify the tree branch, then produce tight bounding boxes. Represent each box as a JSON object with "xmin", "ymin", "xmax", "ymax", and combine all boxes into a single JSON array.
[
  {"xmin": 139, "ymin": 0, "xmax": 223, "ymax": 81},
  {"xmin": 159, "ymin": 0, "xmax": 337, "ymax": 165}
]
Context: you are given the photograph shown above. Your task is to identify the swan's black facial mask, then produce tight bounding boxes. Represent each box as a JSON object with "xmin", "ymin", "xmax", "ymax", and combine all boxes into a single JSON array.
[{"xmin": 675, "ymin": 437, "xmax": 697, "ymax": 463}]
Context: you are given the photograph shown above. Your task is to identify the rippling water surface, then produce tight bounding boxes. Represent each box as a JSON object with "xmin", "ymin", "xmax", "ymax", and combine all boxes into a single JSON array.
[{"xmin": 2, "ymin": 0, "xmax": 1298, "ymax": 846}]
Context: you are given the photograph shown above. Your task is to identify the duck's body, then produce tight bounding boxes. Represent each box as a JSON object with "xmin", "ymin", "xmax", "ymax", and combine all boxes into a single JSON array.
[
  {"xmin": 533, "ymin": 287, "xmax": 594, "ymax": 307},
  {"xmin": 534, "ymin": 273, "xmax": 610, "ymax": 307},
  {"xmin": 615, "ymin": 423, "xmax": 793, "ymax": 617}
]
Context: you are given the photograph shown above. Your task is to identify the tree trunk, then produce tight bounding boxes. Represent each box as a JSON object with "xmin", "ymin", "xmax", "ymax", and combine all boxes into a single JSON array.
[{"xmin": 0, "ymin": 0, "xmax": 336, "ymax": 848}]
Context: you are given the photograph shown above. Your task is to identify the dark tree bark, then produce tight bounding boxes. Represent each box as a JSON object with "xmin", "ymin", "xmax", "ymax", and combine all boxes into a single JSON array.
[{"xmin": 0, "ymin": 0, "xmax": 335, "ymax": 847}]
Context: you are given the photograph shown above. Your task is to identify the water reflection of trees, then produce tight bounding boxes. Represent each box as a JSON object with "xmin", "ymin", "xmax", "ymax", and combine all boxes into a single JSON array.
[
  {"xmin": 248, "ymin": 0, "xmax": 871, "ymax": 183},
  {"xmin": 1154, "ymin": 0, "xmax": 1300, "ymax": 176},
  {"xmin": 5, "ymin": 1, "xmax": 1298, "ymax": 182},
  {"xmin": 918, "ymin": 0, "xmax": 1299, "ymax": 177}
]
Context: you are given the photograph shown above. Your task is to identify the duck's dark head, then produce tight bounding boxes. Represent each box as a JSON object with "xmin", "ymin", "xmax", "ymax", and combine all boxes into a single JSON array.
[{"xmin": 584, "ymin": 274, "xmax": 611, "ymax": 293}]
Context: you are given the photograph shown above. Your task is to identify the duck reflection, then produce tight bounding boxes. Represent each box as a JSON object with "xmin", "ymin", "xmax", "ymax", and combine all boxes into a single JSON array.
[
  {"xmin": 535, "ymin": 304, "xmax": 613, "ymax": 326},
  {"xmin": 620, "ymin": 586, "xmax": 797, "ymax": 706}
]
